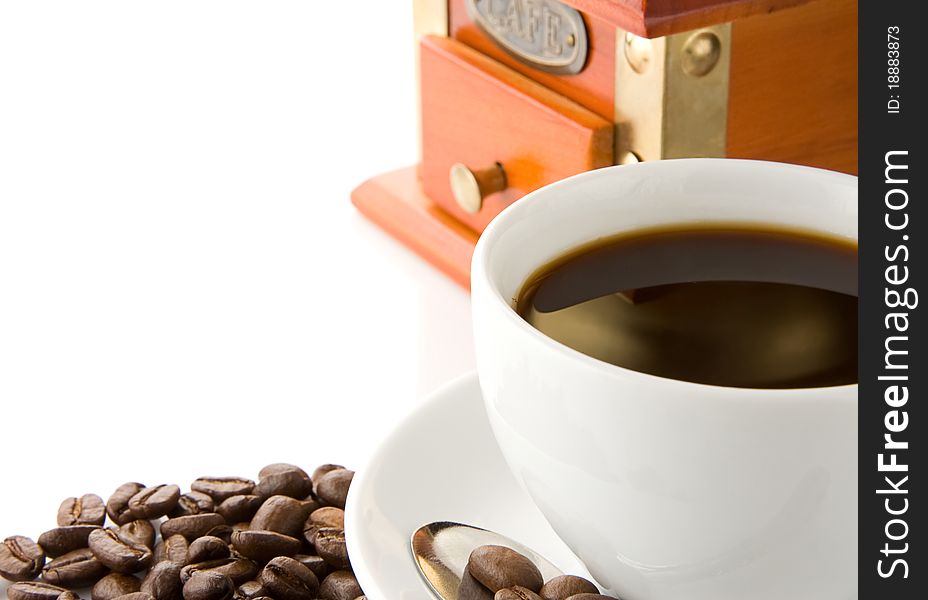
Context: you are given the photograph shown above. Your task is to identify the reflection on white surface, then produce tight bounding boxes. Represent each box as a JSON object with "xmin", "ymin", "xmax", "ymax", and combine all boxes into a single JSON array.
[
  {"xmin": 0, "ymin": 0, "xmax": 475, "ymax": 551},
  {"xmin": 346, "ymin": 374, "xmax": 592, "ymax": 600}
]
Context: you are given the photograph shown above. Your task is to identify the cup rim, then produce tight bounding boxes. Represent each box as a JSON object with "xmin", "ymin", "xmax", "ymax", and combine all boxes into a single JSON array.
[{"xmin": 472, "ymin": 158, "xmax": 859, "ymax": 397}]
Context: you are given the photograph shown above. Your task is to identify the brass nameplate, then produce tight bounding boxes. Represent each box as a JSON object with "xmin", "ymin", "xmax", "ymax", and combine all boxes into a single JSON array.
[{"xmin": 465, "ymin": 0, "xmax": 588, "ymax": 75}]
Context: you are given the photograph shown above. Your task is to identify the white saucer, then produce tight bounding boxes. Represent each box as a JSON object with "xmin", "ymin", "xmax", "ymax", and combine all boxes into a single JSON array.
[{"xmin": 345, "ymin": 373, "xmax": 591, "ymax": 599}]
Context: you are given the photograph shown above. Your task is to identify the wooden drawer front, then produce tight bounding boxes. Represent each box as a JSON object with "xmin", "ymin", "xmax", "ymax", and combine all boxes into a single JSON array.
[
  {"xmin": 448, "ymin": 0, "xmax": 616, "ymax": 119},
  {"xmin": 420, "ymin": 35, "xmax": 614, "ymax": 233}
]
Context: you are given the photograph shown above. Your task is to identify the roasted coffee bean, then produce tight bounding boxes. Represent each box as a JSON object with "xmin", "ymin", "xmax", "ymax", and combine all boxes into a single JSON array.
[
  {"xmin": 467, "ymin": 546, "xmax": 543, "ymax": 593},
  {"xmin": 113, "ymin": 593, "xmax": 155, "ymax": 600},
  {"xmin": 181, "ymin": 560, "xmax": 228, "ymax": 585},
  {"xmin": 234, "ymin": 581, "xmax": 265, "ymax": 600},
  {"xmin": 3, "ymin": 464, "xmax": 361, "ymax": 600},
  {"xmin": 561, "ymin": 595, "xmax": 617, "ymax": 600},
  {"xmin": 313, "ymin": 470, "xmax": 353, "ymax": 509},
  {"xmin": 318, "ymin": 570, "xmax": 362, "ymax": 600},
  {"xmin": 310, "ymin": 465, "xmax": 344, "ymax": 485},
  {"xmin": 161, "ymin": 515, "xmax": 226, "ymax": 542},
  {"xmin": 301, "ymin": 526, "xmax": 318, "ymax": 548},
  {"xmin": 183, "ymin": 572, "xmax": 235, "ymax": 600},
  {"xmin": 190, "ymin": 479, "xmax": 255, "ymax": 503},
  {"xmin": 1, "ymin": 536, "xmax": 46, "ymax": 582},
  {"xmin": 496, "ymin": 587, "xmax": 543, "ymax": 600},
  {"xmin": 297, "ymin": 498, "xmax": 321, "ymax": 515},
  {"xmin": 92, "ymin": 573, "xmax": 142, "ymax": 600},
  {"xmin": 6, "ymin": 581, "xmax": 74, "ymax": 600},
  {"xmin": 89, "ymin": 527, "xmax": 153, "ymax": 573},
  {"xmin": 309, "ymin": 507, "xmax": 344, "ymax": 529},
  {"xmin": 119, "ymin": 521, "xmax": 156, "ymax": 550},
  {"xmin": 58, "ymin": 494, "xmax": 106, "ymax": 527},
  {"xmin": 250, "ymin": 496, "xmax": 308, "ymax": 538},
  {"xmin": 208, "ymin": 558, "xmax": 259, "ymax": 587},
  {"xmin": 292, "ymin": 555, "xmax": 328, "ymax": 580},
  {"xmin": 186, "ymin": 537, "xmax": 230, "ymax": 564},
  {"xmin": 539, "ymin": 576, "xmax": 599, "ymax": 600},
  {"xmin": 42, "ymin": 548, "xmax": 108, "ymax": 587},
  {"xmin": 312, "ymin": 529, "xmax": 349, "ymax": 570},
  {"xmin": 38, "ymin": 526, "xmax": 99, "ymax": 558},
  {"xmin": 257, "ymin": 464, "xmax": 301, "ymax": 480},
  {"xmin": 107, "ymin": 483, "xmax": 147, "ymax": 526},
  {"xmin": 230, "ymin": 531, "xmax": 301, "ymax": 564},
  {"xmin": 129, "ymin": 485, "xmax": 181, "ymax": 520},
  {"xmin": 258, "ymin": 556, "xmax": 318, "ymax": 600},
  {"xmin": 458, "ymin": 571, "xmax": 494, "ymax": 600},
  {"xmin": 180, "ymin": 558, "xmax": 258, "ymax": 587},
  {"xmin": 141, "ymin": 561, "xmax": 183, "ymax": 600},
  {"xmin": 204, "ymin": 525, "xmax": 234, "ymax": 545},
  {"xmin": 215, "ymin": 496, "xmax": 263, "ymax": 525},
  {"xmin": 254, "ymin": 466, "xmax": 312, "ymax": 500},
  {"xmin": 302, "ymin": 507, "xmax": 344, "ymax": 547},
  {"xmin": 170, "ymin": 493, "xmax": 215, "ymax": 519},
  {"xmin": 299, "ymin": 533, "xmax": 313, "ymax": 551},
  {"xmin": 153, "ymin": 535, "xmax": 189, "ymax": 567}
]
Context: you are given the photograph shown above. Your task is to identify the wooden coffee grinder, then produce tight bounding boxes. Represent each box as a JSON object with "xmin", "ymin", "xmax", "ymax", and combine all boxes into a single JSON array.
[{"xmin": 352, "ymin": 0, "xmax": 857, "ymax": 287}]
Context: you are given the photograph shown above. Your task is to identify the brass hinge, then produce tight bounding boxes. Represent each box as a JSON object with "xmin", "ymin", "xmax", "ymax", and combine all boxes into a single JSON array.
[{"xmin": 615, "ymin": 24, "xmax": 731, "ymax": 164}]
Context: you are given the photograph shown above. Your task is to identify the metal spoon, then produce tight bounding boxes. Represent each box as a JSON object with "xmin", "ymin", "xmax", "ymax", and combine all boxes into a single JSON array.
[{"xmin": 411, "ymin": 521, "xmax": 563, "ymax": 599}]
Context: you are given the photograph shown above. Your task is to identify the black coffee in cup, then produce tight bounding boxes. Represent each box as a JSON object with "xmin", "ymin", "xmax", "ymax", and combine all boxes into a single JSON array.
[{"xmin": 516, "ymin": 226, "xmax": 858, "ymax": 388}]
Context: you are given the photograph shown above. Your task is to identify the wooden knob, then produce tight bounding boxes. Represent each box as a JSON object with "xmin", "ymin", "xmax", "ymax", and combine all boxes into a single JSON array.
[{"xmin": 449, "ymin": 162, "xmax": 507, "ymax": 214}]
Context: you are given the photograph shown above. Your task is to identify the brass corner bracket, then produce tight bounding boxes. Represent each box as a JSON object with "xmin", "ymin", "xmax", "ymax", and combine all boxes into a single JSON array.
[{"xmin": 615, "ymin": 24, "xmax": 731, "ymax": 163}]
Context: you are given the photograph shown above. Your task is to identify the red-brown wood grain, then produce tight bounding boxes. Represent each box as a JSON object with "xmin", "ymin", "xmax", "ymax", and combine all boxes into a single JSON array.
[
  {"xmin": 449, "ymin": 0, "xmax": 616, "ymax": 119},
  {"xmin": 560, "ymin": 0, "xmax": 816, "ymax": 37},
  {"xmin": 352, "ymin": 166, "xmax": 477, "ymax": 289},
  {"xmin": 351, "ymin": 0, "xmax": 856, "ymax": 287},
  {"xmin": 727, "ymin": 0, "xmax": 857, "ymax": 174},
  {"xmin": 448, "ymin": 0, "xmax": 855, "ymax": 174},
  {"xmin": 420, "ymin": 35, "xmax": 614, "ymax": 233}
]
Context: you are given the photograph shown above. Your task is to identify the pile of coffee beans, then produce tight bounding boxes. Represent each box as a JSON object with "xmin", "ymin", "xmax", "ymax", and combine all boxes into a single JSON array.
[
  {"xmin": 0, "ymin": 464, "xmax": 365, "ymax": 600},
  {"xmin": 461, "ymin": 545, "xmax": 616, "ymax": 600}
]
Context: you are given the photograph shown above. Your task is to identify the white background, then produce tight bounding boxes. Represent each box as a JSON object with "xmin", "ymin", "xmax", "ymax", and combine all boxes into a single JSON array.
[{"xmin": 0, "ymin": 0, "xmax": 475, "ymax": 552}]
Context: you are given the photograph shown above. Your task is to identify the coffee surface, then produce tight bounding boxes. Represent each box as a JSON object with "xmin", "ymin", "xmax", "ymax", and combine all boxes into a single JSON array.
[{"xmin": 517, "ymin": 226, "xmax": 858, "ymax": 388}]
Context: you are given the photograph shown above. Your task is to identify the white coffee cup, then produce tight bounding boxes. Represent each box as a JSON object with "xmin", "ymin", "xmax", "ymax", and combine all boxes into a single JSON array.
[{"xmin": 471, "ymin": 159, "xmax": 857, "ymax": 600}]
